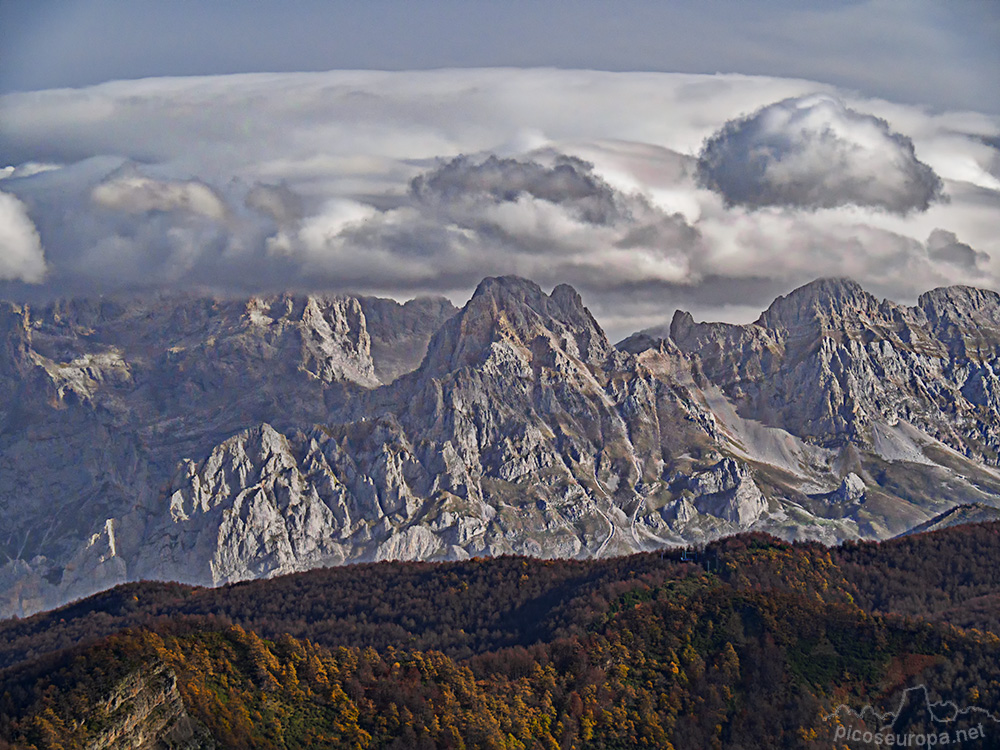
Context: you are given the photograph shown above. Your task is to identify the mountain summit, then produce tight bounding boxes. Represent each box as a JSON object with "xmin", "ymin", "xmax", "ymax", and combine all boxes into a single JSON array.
[{"xmin": 417, "ymin": 276, "xmax": 612, "ymax": 376}]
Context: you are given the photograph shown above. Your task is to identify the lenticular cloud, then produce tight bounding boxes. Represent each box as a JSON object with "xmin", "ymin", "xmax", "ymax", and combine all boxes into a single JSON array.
[{"xmin": 697, "ymin": 95, "xmax": 944, "ymax": 214}]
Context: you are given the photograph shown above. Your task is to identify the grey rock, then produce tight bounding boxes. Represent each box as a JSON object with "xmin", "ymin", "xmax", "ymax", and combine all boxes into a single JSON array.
[
  {"xmin": 680, "ymin": 458, "xmax": 768, "ymax": 527},
  {"xmin": 0, "ymin": 291, "xmax": 387, "ymax": 613},
  {"xmin": 82, "ymin": 662, "xmax": 215, "ymax": 749},
  {"xmin": 359, "ymin": 295, "xmax": 458, "ymax": 383},
  {"xmin": 829, "ymin": 473, "xmax": 867, "ymax": 504},
  {"xmin": 658, "ymin": 278, "xmax": 1000, "ymax": 463}
]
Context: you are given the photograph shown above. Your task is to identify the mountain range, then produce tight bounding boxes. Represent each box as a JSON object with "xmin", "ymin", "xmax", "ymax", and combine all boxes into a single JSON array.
[{"xmin": 3, "ymin": 275, "xmax": 1000, "ymax": 617}]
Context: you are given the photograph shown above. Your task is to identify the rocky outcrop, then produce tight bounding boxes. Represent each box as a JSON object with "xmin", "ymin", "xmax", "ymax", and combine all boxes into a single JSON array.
[
  {"xmin": 826, "ymin": 473, "xmax": 867, "ymax": 505},
  {"xmin": 86, "ymin": 663, "xmax": 214, "ymax": 750},
  {"xmin": 681, "ymin": 458, "xmax": 768, "ymax": 527},
  {"xmin": 132, "ymin": 277, "xmax": 726, "ymax": 585},
  {"xmin": 0, "ymin": 292, "xmax": 390, "ymax": 615},
  {"xmin": 359, "ymin": 295, "xmax": 458, "ymax": 382},
  {"xmin": 135, "ymin": 418, "xmax": 500, "ymax": 584}
]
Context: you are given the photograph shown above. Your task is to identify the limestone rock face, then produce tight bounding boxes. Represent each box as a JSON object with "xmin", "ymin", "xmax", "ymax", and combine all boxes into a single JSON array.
[
  {"xmin": 132, "ymin": 276, "xmax": 724, "ymax": 586},
  {"xmin": 683, "ymin": 458, "xmax": 768, "ymax": 527},
  {"xmin": 0, "ymin": 292, "xmax": 390, "ymax": 615},
  {"xmin": 663, "ymin": 278, "xmax": 1000, "ymax": 463},
  {"xmin": 829, "ymin": 473, "xmax": 867, "ymax": 505},
  {"xmin": 5, "ymin": 276, "xmax": 1000, "ymax": 617},
  {"xmin": 626, "ymin": 277, "xmax": 1000, "ymax": 543},
  {"xmin": 359, "ymin": 296, "xmax": 458, "ymax": 383}
]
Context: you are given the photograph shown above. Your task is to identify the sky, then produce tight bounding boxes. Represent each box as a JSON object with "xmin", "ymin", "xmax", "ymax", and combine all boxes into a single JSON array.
[{"xmin": 0, "ymin": 0, "xmax": 998, "ymax": 338}]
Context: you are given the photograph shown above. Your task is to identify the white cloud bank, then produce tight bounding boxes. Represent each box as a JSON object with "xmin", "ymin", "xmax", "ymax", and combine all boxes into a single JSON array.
[
  {"xmin": 0, "ymin": 69, "xmax": 997, "ymax": 337},
  {"xmin": 0, "ymin": 190, "xmax": 46, "ymax": 283}
]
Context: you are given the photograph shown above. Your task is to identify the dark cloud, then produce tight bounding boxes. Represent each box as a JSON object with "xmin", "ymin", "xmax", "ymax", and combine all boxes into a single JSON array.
[
  {"xmin": 410, "ymin": 154, "xmax": 626, "ymax": 225},
  {"xmin": 245, "ymin": 183, "xmax": 304, "ymax": 225},
  {"xmin": 927, "ymin": 228, "xmax": 989, "ymax": 270},
  {"xmin": 697, "ymin": 95, "xmax": 944, "ymax": 214}
]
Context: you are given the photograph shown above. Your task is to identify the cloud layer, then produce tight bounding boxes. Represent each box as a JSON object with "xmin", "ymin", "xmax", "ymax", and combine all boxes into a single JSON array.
[
  {"xmin": 0, "ymin": 69, "xmax": 997, "ymax": 338},
  {"xmin": 697, "ymin": 95, "xmax": 944, "ymax": 214}
]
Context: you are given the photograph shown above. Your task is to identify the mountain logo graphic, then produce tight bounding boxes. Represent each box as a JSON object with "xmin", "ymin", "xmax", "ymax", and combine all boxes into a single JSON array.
[{"xmin": 824, "ymin": 685, "xmax": 999, "ymax": 746}]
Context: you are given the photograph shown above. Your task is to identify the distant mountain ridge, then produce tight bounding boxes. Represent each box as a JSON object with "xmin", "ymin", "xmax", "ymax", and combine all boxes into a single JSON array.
[
  {"xmin": 656, "ymin": 278, "xmax": 1000, "ymax": 459},
  {"xmin": 3, "ymin": 276, "xmax": 1000, "ymax": 617}
]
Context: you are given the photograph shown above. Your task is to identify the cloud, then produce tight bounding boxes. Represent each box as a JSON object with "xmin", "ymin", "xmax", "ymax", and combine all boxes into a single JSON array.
[
  {"xmin": 280, "ymin": 153, "xmax": 702, "ymax": 292},
  {"xmin": 91, "ymin": 175, "xmax": 228, "ymax": 219},
  {"xmin": 0, "ymin": 162, "xmax": 61, "ymax": 181},
  {"xmin": 927, "ymin": 228, "xmax": 989, "ymax": 270},
  {"xmin": 245, "ymin": 183, "xmax": 304, "ymax": 225},
  {"xmin": 697, "ymin": 95, "xmax": 944, "ymax": 214},
  {"xmin": 0, "ymin": 190, "xmax": 46, "ymax": 283},
  {"xmin": 0, "ymin": 70, "xmax": 996, "ymax": 337},
  {"xmin": 411, "ymin": 154, "xmax": 626, "ymax": 224},
  {"xmin": 695, "ymin": 194, "xmax": 993, "ymax": 296}
]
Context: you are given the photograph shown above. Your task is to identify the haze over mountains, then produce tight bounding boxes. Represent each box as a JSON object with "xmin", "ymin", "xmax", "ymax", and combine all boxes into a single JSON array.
[{"xmin": 3, "ymin": 275, "xmax": 1000, "ymax": 618}]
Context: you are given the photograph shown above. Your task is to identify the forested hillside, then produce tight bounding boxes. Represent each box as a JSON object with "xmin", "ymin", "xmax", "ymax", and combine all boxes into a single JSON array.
[{"xmin": 1, "ymin": 525, "xmax": 999, "ymax": 748}]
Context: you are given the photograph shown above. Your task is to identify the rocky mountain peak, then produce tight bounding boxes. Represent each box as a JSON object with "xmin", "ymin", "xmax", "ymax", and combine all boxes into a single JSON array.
[
  {"xmin": 468, "ymin": 276, "xmax": 597, "ymax": 332},
  {"xmin": 918, "ymin": 284, "xmax": 1000, "ymax": 314},
  {"xmin": 420, "ymin": 276, "xmax": 611, "ymax": 376},
  {"xmin": 471, "ymin": 275, "xmax": 548, "ymax": 305},
  {"xmin": 549, "ymin": 282, "xmax": 585, "ymax": 315},
  {"xmin": 651, "ymin": 275, "xmax": 1000, "ymax": 455},
  {"xmin": 918, "ymin": 285, "xmax": 1000, "ymax": 358},
  {"xmin": 9, "ymin": 275, "xmax": 1000, "ymax": 619},
  {"xmin": 667, "ymin": 309, "xmax": 701, "ymax": 343},
  {"xmin": 756, "ymin": 277, "xmax": 881, "ymax": 331}
]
